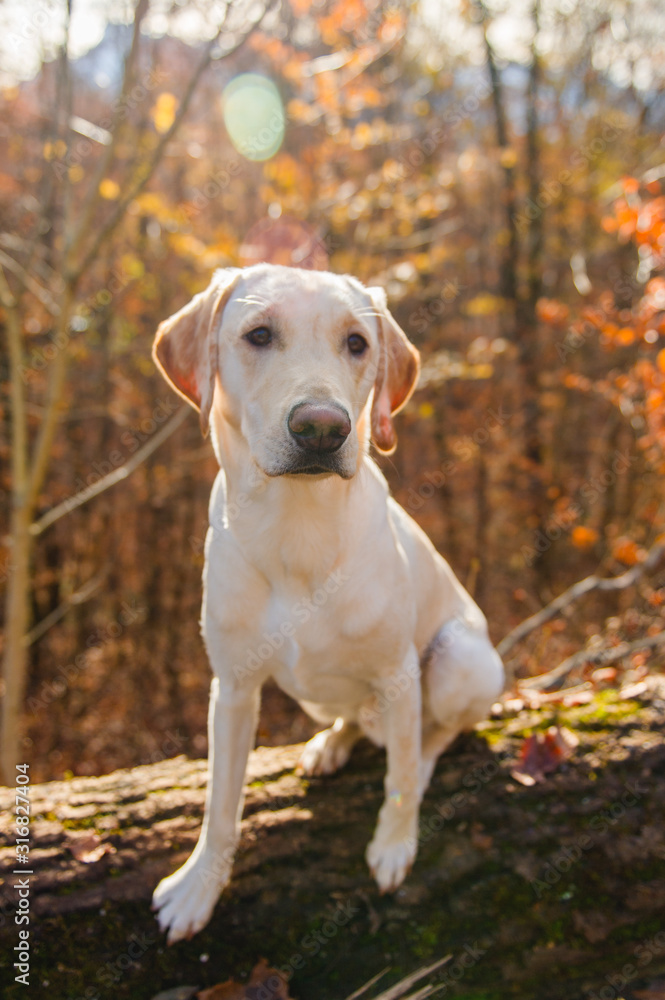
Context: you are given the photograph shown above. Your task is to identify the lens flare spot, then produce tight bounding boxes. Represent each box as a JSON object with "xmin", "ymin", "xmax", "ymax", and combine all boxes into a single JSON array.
[{"xmin": 222, "ymin": 73, "xmax": 285, "ymax": 162}]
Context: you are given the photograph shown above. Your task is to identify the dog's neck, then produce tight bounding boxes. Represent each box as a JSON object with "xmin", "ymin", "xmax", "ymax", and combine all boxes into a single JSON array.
[{"xmin": 209, "ymin": 411, "xmax": 375, "ymax": 586}]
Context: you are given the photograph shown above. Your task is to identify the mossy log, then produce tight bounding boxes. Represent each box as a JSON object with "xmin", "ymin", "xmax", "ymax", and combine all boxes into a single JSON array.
[{"xmin": 1, "ymin": 687, "xmax": 665, "ymax": 1000}]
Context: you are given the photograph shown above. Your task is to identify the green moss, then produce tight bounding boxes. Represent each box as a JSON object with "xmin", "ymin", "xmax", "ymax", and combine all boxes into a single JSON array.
[
  {"xmin": 61, "ymin": 816, "xmax": 99, "ymax": 830},
  {"xmin": 37, "ymin": 810, "xmax": 59, "ymax": 822},
  {"xmin": 477, "ymin": 729, "xmax": 505, "ymax": 748},
  {"xmin": 568, "ymin": 697, "xmax": 641, "ymax": 729}
]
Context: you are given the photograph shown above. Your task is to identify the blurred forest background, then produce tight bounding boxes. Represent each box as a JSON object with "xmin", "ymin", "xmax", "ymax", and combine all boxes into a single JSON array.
[{"xmin": 1, "ymin": 0, "xmax": 665, "ymax": 785}]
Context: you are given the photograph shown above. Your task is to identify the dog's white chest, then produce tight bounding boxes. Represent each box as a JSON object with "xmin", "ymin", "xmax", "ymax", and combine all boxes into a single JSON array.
[{"xmin": 262, "ymin": 585, "xmax": 373, "ymax": 706}]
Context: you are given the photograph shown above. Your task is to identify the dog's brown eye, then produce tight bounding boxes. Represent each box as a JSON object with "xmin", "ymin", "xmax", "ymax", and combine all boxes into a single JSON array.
[
  {"xmin": 244, "ymin": 327, "xmax": 272, "ymax": 347},
  {"xmin": 347, "ymin": 333, "xmax": 368, "ymax": 356}
]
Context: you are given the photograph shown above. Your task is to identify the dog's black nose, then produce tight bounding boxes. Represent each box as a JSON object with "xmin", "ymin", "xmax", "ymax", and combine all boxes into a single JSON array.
[{"xmin": 288, "ymin": 402, "xmax": 351, "ymax": 453}]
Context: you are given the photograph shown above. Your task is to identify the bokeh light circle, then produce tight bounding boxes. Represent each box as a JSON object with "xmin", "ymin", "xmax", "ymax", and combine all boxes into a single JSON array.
[
  {"xmin": 239, "ymin": 216, "xmax": 329, "ymax": 271},
  {"xmin": 222, "ymin": 73, "xmax": 285, "ymax": 162}
]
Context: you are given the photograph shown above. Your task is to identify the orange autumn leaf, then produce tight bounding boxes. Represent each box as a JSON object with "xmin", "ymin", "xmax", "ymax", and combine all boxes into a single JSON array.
[
  {"xmin": 198, "ymin": 960, "xmax": 292, "ymax": 1000},
  {"xmin": 511, "ymin": 726, "xmax": 579, "ymax": 786},
  {"xmin": 571, "ymin": 526, "xmax": 599, "ymax": 550},
  {"xmin": 616, "ymin": 326, "xmax": 636, "ymax": 345},
  {"xmin": 68, "ymin": 832, "xmax": 116, "ymax": 864},
  {"xmin": 612, "ymin": 537, "xmax": 642, "ymax": 566},
  {"xmin": 563, "ymin": 373, "xmax": 591, "ymax": 391},
  {"xmin": 657, "ymin": 349, "xmax": 665, "ymax": 374},
  {"xmin": 646, "ymin": 389, "xmax": 664, "ymax": 412},
  {"xmin": 537, "ymin": 298, "xmax": 569, "ymax": 325},
  {"xmin": 581, "ymin": 306, "xmax": 605, "ymax": 326}
]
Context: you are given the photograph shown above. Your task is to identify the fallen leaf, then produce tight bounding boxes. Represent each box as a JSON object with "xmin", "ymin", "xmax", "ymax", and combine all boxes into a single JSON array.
[
  {"xmin": 198, "ymin": 960, "xmax": 292, "ymax": 1000},
  {"xmin": 572, "ymin": 909, "xmax": 614, "ymax": 943},
  {"xmin": 470, "ymin": 824, "xmax": 493, "ymax": 851},
  {"xmin": 619, "ymin": 681, "xmax": 648, "ymax": 700},
  {"xmin": 511, "ymin": 726, "xmax": 579, "ymax": 785},
  {"xmin": 197, "ymin": 983, "xmax": 246, "ymax": 1000},
  {"xmin": 561, "ymin": 690, "xmax": 594, "ymax": 706},
  {"xmin": 517, "ymin": 685, "xmax": 593, "ymax": 709},
  {"xmin": 151, "ymin": 989, "xmax": 200, "ymax": 1000},
  {"xmin": 591, "ymin": 667, "xmax": 618, "ymax": 684},
  {"xmin": 68, "ymin": 832, "xmax": 116, "ymax": 864},
  {"xmin": 633, "ymin": 983, "xmax": 665, "ymax": 1000}
]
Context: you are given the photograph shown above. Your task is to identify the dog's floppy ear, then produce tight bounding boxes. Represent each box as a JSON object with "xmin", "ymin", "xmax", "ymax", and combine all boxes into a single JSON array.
[
  {"xmin": 367, "ymin": 286, "xmax": 420, "ymax": 454},
  {"xmin": 152, "ymin": 268, "xmax": 240, "ymax": 437}
]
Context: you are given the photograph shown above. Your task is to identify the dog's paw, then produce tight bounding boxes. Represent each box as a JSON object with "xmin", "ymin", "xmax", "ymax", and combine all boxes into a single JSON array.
[
  {"xmin": 297, "ymin": 723, "xmax": 357, "ymax": 777},
  {"xmin": 366, "ymin": 833, "xmax": 417, "ymax": 894},
  {"xmin": 152, "ymin": 851, "xmax": 230, "ymax": 945}
]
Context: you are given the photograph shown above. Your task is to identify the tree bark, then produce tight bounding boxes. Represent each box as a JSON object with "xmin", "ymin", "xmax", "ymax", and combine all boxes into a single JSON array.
[{"xmin": 1, "ymin": 694, "xmax": 665, "ymax": 999}]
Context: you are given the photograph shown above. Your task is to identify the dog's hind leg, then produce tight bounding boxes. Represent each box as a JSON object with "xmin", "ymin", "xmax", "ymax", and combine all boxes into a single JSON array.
[
  {"xmin": 298, "ymin": 715, "xmax": 360, "ymax": 776},
  {"xmin": 419, "ymin": 619, "xmax": 504, "ymax": 797}
]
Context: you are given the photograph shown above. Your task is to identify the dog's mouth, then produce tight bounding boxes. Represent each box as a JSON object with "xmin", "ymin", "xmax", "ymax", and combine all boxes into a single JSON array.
[
  {"xmin": 281, "ymin": 463, "xmax": 352, "ymax": 479},
  {"xmin": 265, "ymin": 455, "xmax": 354, "ymax": 480}
]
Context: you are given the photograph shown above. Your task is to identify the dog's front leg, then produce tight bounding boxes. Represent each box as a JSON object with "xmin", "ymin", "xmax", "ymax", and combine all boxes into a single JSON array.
[
  {"xmin": 366, "ymin": 644, "xmax": 421, "ymax": 893},
  {"xmin": 152, "ymin": 677, "xmax": 259, "ymax": 944}
]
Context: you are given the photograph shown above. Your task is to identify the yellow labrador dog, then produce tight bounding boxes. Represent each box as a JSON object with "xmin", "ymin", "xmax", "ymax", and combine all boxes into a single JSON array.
[{"xmin": 151, "ymin": 264, "xmax": 504, "ymax": 943}]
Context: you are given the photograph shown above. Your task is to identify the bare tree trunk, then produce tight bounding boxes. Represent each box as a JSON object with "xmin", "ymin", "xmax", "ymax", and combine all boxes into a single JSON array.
[
  {"xmin": 0, "ymin": 285, "xmax": 74, "ymax": 782},
  {"xmin": 1, "ymin": 508, "xmax": 31, "ymax": 783},
  {"xmin": 1, "ymin": 705, "xmax": 663, "ymax": 1000},
  {"xmin": 524, "ymin": 1, "xmax": 543, "ymax": 319},
  {"xmin": 1, "ymin": 270, "xmax": 32, "ymax": 783},
  {"xmin": 516, "ymin": 1, "xmax": 548, "ymax": 581},
  {"xmin": 518, "ymin": 0, "xmax": 543, "ymax": 452},
  {"xmin": 477, "ymin": 2, "xmax": 519, "ymax": 308}
]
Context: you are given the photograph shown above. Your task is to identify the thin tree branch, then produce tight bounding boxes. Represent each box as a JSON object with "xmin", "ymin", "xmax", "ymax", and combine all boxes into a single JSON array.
[
  {"xmin": 23, "ymin": 568, "xmax": 108, "ymax": 647},
  {"xmin": 23, "ymin": 2, "xmax": 76, "ymax": 512},
  {"xmin": 344, "ymin": 968, "xmax": 390, "ymax": 1000},
  {"xmin": 384, "ymin": 219, "xmax": 461, "ymax": 251},
  {"xmin": 497, "ymin": 537, "xmax": 665, "ymax": 658},
  {"xmin": 69, "ymin": 35, "xmax": 219, "ymax": 282},
  {"xmin": 25, "ymin": 288, "xmax": 74, "ymax": 512},
  {"xmin": 60, "ymin": 0, "xmax": 76, "ymax": 257},
  {"xmin": 69, "ymin": 0, "xmax": 273, "ymax": 286},
  {"xmin": 26, "ymin": 0, "xmax": 272, "ymax": 510},
  {"xmin": 65, "ymin": 0, "xmax": 150, "ymax": 263},
  {"xmin": 0, "ymin": 249, "xmax": 60, "ymax": 315},
  {"xmin": 0, "ymin": 267, "xmax": 28, "ymax": 506},
  {"xmin": 0, "ymin": 234, "xmax": 59, "ymax": 286},
  {"xmin": 525, "ymin": 0, "xmax": 542, "ymax": 310},
  {"xmin": 519, "ymin": 631, "xmax": 665, "ymax": 693},
  {"xmin": 366, "ymin": 956, "xmax": 452, "ymax": 1000},
  {"xmin": 30, "ymin": 406, "xmax": 191, "ymax": 537}
]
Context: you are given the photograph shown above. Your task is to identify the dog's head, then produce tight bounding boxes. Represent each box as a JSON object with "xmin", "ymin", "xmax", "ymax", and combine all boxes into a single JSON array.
[{"xmin": 153, "ymin": 264, "xmax": 419, "ymax": 479}]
